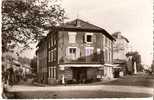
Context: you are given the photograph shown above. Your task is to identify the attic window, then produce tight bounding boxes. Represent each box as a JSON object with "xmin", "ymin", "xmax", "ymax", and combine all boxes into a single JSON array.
[
  {"xmin": 85, "ymin": 33, "xmax": 93, "ymax": 43},
  {"xmin": 87, "ymin": 35, "xmax": 92, "ymax": 42}
]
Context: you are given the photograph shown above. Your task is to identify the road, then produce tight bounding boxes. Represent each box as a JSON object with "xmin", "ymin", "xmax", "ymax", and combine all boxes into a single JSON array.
[{"xmin": 5, "ymin": 73, "xmax": 154, "ymax": 99}]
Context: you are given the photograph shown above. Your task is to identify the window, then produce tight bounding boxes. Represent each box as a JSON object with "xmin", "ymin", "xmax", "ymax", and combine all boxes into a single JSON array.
[
  {"xmin": 51, "ymin": 51, "xmax": 53, "ymax": 62},
  {"xmin": 68, "ymin": 32, "xmax": 77, "ymax": 43},
  {"xmin": 48, "ymin": 48, "xmax": 57, "ymax": 63},
  {"xmin": 85, "ymin": 47, "xmax": 94, "ymax": 56},
  {"xmin": 85, "ymin": 33, "xmax": 93, "ymax": 43},
  {"xmin": 51, "ymin": 36, "xmax": 53, "ymax": 47},
  {"xmin": 110, "ymin": 50, "xmax": 112, "ymax": 63},
  {"xmin": 109, "ymin": 40, "xmax": 112, "ymax": 48},
  {"xmin": 68, "ymin": 48, "xmax": 77, "ymax": 60},
  {"xmin": 105, "ymin": 37, "xmax": 108, "ymax": 47},
  {"xmin": 69, "ymin": 48, "xmax": 76, "ymax": 54},
  {"xmin": 53, "ymin": 67, "xmax": 56, "ymax": 78},
  {"xmin": 104, "ymin": 49, "xmax": 108, "ymax": 63},
  {"xmin": 87, "ymin": 35, "xmax": 92, "ymax": 42},
  {"xmin": 66, "ymin": 47, "xmax": 80, "ymax": 60},
  {"xmin": 48, "ymin": 66, "xmax": 56, "ymax": 78},
  {"xmin": 53, "ymin": 48, "xmax": 57, "ymax": 62},
  {"xmin": 48, "ymin": 38, "xmax": 50, "ymax": 48}
]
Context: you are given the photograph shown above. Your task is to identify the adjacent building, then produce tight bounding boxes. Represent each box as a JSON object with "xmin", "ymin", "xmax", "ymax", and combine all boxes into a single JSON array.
[
  {"xmin": 126, "ymin": 51, "xmax": 142, "ymax": 74},
  {"xmin": 112, "ymin": 32, "xmax": 129, "ymax": 76},
  {"xmin": 2, "ymin": 52, "xmax": 32, "ymax": 83},
  {"xmin": 36, "ymin": 19, "xmax": 115, "ymax": 84}
]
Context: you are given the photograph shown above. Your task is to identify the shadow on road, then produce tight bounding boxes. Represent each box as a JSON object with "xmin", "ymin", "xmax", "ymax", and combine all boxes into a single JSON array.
[{"xmin": 10, "ymin": 90, "xmax": 152, "ymax": 99}]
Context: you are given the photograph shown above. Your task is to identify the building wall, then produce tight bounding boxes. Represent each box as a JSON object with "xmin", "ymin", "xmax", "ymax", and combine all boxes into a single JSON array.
[
  {"xmin": 113, "ymin": 35, "xmax": 128, "ymax": 60},
  {"xmin": 37, "ymin": 41, "xmax": 47, "ymax": 83},
  {"xmin": 47, "ymin": 31, "xmax": 58, "ymax": 84},
  {"xmin": 37, "ymin": 29, "xmax": 114, "ymax": 84},
  {"xmin": 58, "ymin": 31, "xmax": 113, "ymax": 64}
]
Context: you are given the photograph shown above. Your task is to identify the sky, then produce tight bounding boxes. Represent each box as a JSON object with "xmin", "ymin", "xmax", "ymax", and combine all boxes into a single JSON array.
[
  {"xmin": 22, "ymin": 0, "xmax": 153, "ymax": 65},
  {"xmin": 60, "ymin": 0, "xmax": 153, "ymax": 65}
]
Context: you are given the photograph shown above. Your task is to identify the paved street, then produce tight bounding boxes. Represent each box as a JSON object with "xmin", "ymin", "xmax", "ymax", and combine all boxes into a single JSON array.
[{"xmin": 6, "ymin": 73, "xmax": 154, "ymax": 98}]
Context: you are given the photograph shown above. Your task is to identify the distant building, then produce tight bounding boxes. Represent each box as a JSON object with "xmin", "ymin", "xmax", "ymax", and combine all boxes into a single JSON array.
[
  {"xmin": 112, "ymin": 32, "xmax": 129, "ymax": 60},
  {"xmin": 126, "ymin": 51, "xmax": 142, "ymax": 74},
  {"xmin": 2, "ymin": 52, "xmax": 20, "ymax": 72},
  {"xmin": 2, "ymin": 52, "xmax": 32, "ymax": 76},
  {"xmin": 112, "ymin": 32, "xmax": 129, "ymax": 75},
  {"xmin": 36, "ymin": 19, "xmax": 115, "ymax": 84}
]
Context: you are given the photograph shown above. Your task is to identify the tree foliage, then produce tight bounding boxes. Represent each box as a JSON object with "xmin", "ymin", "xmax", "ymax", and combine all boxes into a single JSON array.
[{"xmin": 2, "ymin": 0, "xmax": 65, "ymax": 52}]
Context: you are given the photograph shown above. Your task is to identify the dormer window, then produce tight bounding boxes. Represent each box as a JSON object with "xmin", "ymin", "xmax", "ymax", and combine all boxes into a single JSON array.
[{"xmin": 85, "ymin": 33, "xmax": 93, "ymax": 43}]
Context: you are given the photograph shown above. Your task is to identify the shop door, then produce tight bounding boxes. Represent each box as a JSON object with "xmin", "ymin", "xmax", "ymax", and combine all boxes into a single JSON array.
[{"xmin": 73, "ymin": 68, "xmax": 87, "ymax": 83}]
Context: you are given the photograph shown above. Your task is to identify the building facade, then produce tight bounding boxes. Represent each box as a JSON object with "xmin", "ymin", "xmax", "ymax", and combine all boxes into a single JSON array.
[
  {"xmin": 112, "ymin": 32, "xmax": 129, "ymax": 60},
  {"xmin": 112, "ymin": 32, "xmax": 129, "ymax": 76},
  {"xmin": 36, "ymin": 19, "xmax": 115, "ymax": 84}
]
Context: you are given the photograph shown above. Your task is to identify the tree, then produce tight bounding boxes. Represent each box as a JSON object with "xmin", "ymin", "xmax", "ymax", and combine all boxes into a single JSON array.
[{"xmin": 2, "ymin": 0, "xmax": 65, "ymax": 52}]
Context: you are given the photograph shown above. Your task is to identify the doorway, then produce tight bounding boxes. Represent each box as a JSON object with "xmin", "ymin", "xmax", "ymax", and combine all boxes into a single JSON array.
[{"xmin": 72, "ymin": 67, "xmax": 87, "ymax": 83}]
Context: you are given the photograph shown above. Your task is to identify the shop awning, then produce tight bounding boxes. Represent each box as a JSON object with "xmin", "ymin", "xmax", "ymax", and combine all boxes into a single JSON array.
[
  {"xmin": 59, "ymin": 64, "xmax": 104, "ymax": 68},
  {"xmin": 104, "ymin": 64, "xmax": 121, "ymax": 68}
]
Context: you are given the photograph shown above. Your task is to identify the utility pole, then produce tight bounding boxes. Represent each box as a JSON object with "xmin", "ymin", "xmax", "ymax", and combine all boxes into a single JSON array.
[{"xmin": 152, "ymin": 0, "xmax": 154, "ymax": 72}]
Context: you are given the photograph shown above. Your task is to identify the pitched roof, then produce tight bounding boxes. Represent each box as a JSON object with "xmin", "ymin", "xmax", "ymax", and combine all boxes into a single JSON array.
[
  {"xmin": 112, "ymin": 32, "xmax": 129, "ymax": 43},
  {"xmin": 56, "ymin": 19, "xmax": 115, "ymax": 40},
  {"xmin": 60, "ymin": 19, "xmax": 103, "ymax": 30},
  {"xmin": 37, "ymin": 19, "xmax": 115, "ymax": 48}
]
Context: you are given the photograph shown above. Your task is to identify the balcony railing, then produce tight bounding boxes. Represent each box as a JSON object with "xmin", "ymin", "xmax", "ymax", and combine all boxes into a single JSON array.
[{"xmin": 59, "ymin": 51, "xmax": 104, "ymax": 64}]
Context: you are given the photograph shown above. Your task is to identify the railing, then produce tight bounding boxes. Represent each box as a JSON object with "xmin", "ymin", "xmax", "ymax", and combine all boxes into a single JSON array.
[{"xmin": 59, "ymin": 51, "xmax": 104, "ymax": 64}]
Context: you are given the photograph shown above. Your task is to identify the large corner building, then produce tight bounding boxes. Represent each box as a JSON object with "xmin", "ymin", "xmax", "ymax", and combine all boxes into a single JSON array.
[{"xmin": 36, "ymin": 19, "xmax": 115, "ymax": 84}]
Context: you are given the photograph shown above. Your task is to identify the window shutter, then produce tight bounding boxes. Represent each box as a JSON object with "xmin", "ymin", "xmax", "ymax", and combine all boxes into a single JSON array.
[
  {"xmin": 83, "ymin": 35, "xmax": 85, "ymax": 43},
  {"xmin": 76, "ymin": 48, "xmax": 80, "ymax": 59},
  {"xmin": 93, "ymin": 34, "xmax": 96, "ymax": 43},
  {"xmin": 66, "ymin": 47, "xmax": 69, "ymax": 59}
]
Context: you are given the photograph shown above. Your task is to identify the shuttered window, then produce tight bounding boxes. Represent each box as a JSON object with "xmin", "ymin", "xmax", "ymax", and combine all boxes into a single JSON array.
[
  {"xmin": 85, "ymin": 33, "xmax": 93, "ymax": 43},
  {"xmin": 66, "ymin": 47, "xmax": 80, "ymax": 60}
]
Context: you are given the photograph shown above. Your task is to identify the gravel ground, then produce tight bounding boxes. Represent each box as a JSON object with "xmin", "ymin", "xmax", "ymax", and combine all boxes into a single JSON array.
[{"xmin": 4, "ymin": 73, "xmax": 154, "ymax": 99}]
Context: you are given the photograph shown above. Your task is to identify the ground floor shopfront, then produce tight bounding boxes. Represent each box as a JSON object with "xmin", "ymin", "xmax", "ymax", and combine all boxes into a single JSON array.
[{"xmin": 45, "ymin": 64, "xmax": 119, "ymax": 85}]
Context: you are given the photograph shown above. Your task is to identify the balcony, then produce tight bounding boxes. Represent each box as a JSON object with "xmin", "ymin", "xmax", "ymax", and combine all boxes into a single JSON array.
[{"xmin": 59, "ymin": 51, "xmax": 104, "ymax": 64}]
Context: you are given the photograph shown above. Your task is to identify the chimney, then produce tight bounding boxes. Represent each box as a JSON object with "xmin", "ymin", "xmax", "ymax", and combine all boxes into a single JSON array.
[{"xmin": 76, "ymin": 19, "xmax": 81, "ymax": 27}]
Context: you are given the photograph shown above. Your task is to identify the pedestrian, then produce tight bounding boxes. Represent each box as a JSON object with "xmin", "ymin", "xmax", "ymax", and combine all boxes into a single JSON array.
[{"xmin": 62, "ymin": 74, "xmax": 65, "ymax": 85}]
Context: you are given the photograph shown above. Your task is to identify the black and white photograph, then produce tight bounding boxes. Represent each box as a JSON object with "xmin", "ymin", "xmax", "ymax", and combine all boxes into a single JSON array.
[{"xmin": 1, "ymin": 0, "xmax": 154, "ymax": 99}]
